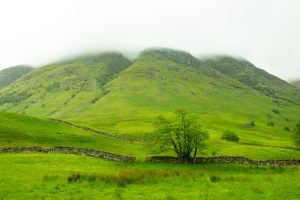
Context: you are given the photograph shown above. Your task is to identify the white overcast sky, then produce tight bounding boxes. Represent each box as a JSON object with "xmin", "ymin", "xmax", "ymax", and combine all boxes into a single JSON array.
[{"xmin": 0, "ymin": 0, "xmax": 299, "ymax": 80}]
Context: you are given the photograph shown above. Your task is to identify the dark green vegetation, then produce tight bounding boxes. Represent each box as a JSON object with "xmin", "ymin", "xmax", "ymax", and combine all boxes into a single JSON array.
[
  {"xmin": 0, "ymin": 65, "xmax": 32, "ymax": 87},
  {"xmin": 221, "ymin": 131, "xmax": 239, "ymax": 142},
  {"xmin": 0, "ymin": 154, "xmax": 299, "ymax": 200},
  {"xmin": 149, "ymin": 109, "xmax": 208, "ymax": 162}
]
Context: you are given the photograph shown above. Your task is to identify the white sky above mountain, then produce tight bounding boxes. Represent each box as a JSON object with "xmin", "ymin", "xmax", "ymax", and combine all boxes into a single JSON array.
[{"xmin": 0, "ymin": 0, "xmax": 299, "ymax": 80}]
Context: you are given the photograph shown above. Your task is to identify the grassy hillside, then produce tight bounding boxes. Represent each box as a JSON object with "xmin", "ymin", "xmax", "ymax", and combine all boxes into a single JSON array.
[
  {"xmin": 63, "ymin": 49, "xmax": 300, "ymax": 144},
  {"xmin": 0, "ymin": 112, "xmax": 143, "ymax": 157},
  {"xmin": 0, "ymin": 48, "xmax": 299, "ymax": 148},
  {"xmin": 0, "ymin": 65, "xmax": 33, "ymax": 87},
  {"xmin": 0, "ymin": 52, "xmax": 131, "ymax": 116}
]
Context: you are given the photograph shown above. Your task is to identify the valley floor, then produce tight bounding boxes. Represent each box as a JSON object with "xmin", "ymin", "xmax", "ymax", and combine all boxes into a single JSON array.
[{"xmin": 0, "ymin": 153, "xmax": 299, "ymax": 200}]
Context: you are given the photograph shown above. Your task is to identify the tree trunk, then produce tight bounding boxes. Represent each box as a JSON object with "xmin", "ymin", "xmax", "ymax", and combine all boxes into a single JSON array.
[{"xmin": 193, "ymin": 148, "xmax": 198, "ymax": 163}]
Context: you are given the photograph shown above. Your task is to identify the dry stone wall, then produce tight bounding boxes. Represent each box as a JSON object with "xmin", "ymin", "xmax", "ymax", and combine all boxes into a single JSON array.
[
  {"xmin": 0, "ymin": 147, "xmax": 135, "ymax": 162},
  {"xmin": 146, "ymin": 156, "xmax": 300, "ymax": 166}
]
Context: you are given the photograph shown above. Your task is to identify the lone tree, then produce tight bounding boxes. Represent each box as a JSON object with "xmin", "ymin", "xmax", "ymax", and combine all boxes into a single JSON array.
[
  {"xmin": 295, "ymin": 122, "xmax": 300, "ymax": 149},
  {"xmin": 149, "ymin": 109, "xmax": 209, "ymax": 163}
]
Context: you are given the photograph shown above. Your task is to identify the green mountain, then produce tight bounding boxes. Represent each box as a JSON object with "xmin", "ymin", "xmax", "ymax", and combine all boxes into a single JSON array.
[
  {"xmin": 0, "ymin": 48, "xmax": 299, "ymax": 142},
  {"xmin": 291, "ymin": 80, "xmax": 300, "ymax": 88},
  {"xmin": 0, "ymin": 52, "xmax": 131, "ymax": 115},
  {"xmin": 0, "ymin": 65, "xmax": 33, "ymax": 87}
]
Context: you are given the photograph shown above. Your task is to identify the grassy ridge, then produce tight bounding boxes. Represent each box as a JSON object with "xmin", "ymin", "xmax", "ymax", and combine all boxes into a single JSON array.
[
  {"xmin": 0, "ymin": 153, "xmax": 299, "ymax": 200},
  {"xmin": 0, "ymin": 112, "xmax": 144, "ymax": 158}
]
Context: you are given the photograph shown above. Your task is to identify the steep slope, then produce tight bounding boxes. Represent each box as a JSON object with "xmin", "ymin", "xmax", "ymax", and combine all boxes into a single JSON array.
[
  {"xmin": 205, "ymin": 56, "xmax": 300, "ymax": 104},
  {"xmin": 0, "ymin": 65, "xmax": 33, "ymax": 87},
  {"xmin": 0, "ymin": 52, "xmax": 131, "ymax": 116},
  {"xmin": 291, "ymin": 80, "xmax": 300, "ymax": 88}
]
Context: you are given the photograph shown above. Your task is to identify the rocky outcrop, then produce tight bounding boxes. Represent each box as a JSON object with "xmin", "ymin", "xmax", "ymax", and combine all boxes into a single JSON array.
[
  {"xmin": 146, "ymin": 156, "xmax": 300, "ymax": 166},
  {"xmin": 0, "ymin": 147, "xmax": 135, "ymax": 162}
]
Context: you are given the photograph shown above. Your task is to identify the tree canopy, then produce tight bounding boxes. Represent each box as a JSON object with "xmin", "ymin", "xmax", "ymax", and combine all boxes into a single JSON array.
[{"xmin": 149, "ymin": 109, "xmax": 209, "ymax": 162}]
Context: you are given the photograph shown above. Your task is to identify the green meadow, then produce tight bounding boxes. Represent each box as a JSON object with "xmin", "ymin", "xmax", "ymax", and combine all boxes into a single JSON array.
[{"xmin": 0, "ymin": 153, "xmax": 299, "ymax": 200}]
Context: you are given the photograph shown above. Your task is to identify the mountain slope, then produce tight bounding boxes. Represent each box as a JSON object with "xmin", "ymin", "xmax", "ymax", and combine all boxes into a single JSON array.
[
  {"xmin": 205, "ymin": 56, "xmax": 300, "ymax": 104},
  {"xmin": 0, "ymin": 65, "xmax": 33, "ymax": 87},
  {"xmin": 0, "ymin": 48, "xmax": 299, "ymax": 145},
  {"xmin": 0, "ymin": 52, "xmax": 131, "ymax": 116},
  {"xmin": 61, "ymin": 49, "xmax": 300, "ymax": 142}
]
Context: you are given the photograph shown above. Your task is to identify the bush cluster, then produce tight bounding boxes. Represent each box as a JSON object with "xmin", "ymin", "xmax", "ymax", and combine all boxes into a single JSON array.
[
  {"xmin": 272, "ymin": 109, "xmax": 280, "ymax": 114},
  {"xmin": 267, "ymin": 121, "xmax": 275, "ymax": 127},
  {"xmin": 221, "ymin": 131, "xmax": 239, "ymax": 142}
]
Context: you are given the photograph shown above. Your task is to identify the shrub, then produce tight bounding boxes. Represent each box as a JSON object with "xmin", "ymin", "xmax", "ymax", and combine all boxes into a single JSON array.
[
  {"xmin": 272, "ymin": 109, "xmax": 280, "ymax": 114},
  {"xmin": 211, "ymin": 151, "xmax": 217, "ymax": 156},
  {"xmin": 244, "ymin": 121, "xmax": 256, "ymax": 128},
  {"xmin": 210, "ymin": 174, "xmax": 221, "ymax": 182},
  {"xmin": 267, "ymin": 121, "xmax": 275, "ymax": 127},
  {"xmin": 221, "ymin": 131, "xmax": 239, "ymax": 142},
  {"xmin": 285, "ymin": 118, "xmax": 290, "ymax": 122},
  {"xmin": 267, "ymin": 114, "xmax": 272, "ymax": 118},
  {"xmin": 68, "ymin": 172, "xmax": 81, "ymax": 183},
  {"xmin": 91, "ymin": 96, "xmax": 101, "ymax": 104},
  {"xmin": 67, "ymin": 169, "xmax": 189, "ymax": 186},
  {"xmin": 283, "ymin": 127, "xmax": 290, "ymax": 131}
]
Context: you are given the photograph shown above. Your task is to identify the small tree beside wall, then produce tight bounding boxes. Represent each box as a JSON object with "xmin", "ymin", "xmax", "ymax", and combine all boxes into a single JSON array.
[{"xmin": 148, "ymin": 109, "xmax": 209, "ymax": 163}]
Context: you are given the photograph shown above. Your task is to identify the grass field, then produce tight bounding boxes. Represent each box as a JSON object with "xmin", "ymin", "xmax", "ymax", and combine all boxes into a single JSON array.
[{"xmin": 0, "ymin": 153, "xmax": 299, "ymax": 200}]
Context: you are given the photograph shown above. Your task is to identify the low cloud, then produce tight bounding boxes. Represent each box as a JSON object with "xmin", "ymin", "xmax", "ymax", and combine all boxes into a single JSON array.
[{"xmin": 0, "ymin": 0, "xmax": 299, "ymax": 80}]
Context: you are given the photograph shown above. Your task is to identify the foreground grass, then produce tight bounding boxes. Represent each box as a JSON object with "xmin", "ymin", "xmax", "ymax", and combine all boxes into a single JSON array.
[{"xmin": 0, "ymin": 153, "xmax": 299, "ymax": 200}]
